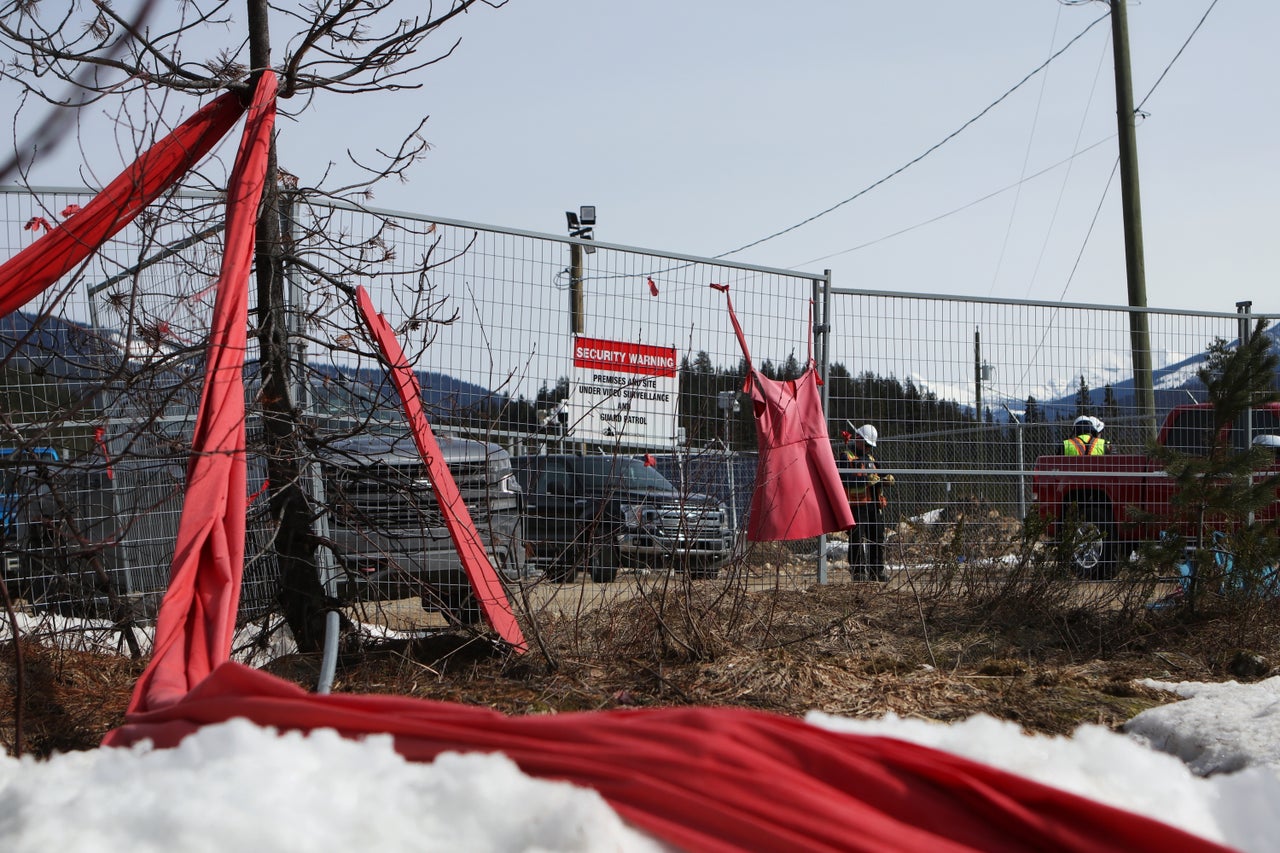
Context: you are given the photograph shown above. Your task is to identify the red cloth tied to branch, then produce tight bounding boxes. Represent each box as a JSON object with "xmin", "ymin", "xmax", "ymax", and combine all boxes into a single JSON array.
[
  {"xmin": 0, "ymin": 91, "xmax": 247, "ymax": 318},
  {"xmin": 352, "ymin": 285, "xmax": 526, "ymax": 652},
  {"xmin": 118, "ymin": 71, "xmax": 278, "ymax": 713}
]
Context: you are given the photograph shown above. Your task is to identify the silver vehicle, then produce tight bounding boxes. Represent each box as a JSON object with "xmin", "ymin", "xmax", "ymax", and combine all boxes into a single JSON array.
[{"xmin": 321, "ymin": 431, "xmax": 525, "ymax": 623}]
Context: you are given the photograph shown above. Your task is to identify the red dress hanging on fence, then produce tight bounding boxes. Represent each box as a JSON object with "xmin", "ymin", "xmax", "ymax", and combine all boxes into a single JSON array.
[{"xmin": 712, "ymin": 283, "xmax": 854, "ymax": 541}]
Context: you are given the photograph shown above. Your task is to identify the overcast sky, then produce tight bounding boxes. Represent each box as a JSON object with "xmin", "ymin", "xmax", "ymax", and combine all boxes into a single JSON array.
[
  {"xmin": 299, "ymin": 0, "xmax": 1278, "ymax": 315},
  {"xmin": 11, "ymin": 1, "xmax": 1278, "ymax": 316}
]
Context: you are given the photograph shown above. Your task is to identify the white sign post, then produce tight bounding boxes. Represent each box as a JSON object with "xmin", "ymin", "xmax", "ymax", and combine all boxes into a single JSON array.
[{"xmin": 566, "ymin": 335, "xmax": 679, "ymax": 445}]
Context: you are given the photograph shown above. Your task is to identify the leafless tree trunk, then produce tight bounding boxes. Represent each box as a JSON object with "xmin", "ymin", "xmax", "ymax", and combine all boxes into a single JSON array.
[{"xmin": 244, "ymin": 0, "xmax": 330, "ymax": 650}]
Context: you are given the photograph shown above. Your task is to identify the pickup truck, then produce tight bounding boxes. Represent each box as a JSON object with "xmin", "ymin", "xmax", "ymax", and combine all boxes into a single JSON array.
[
  {"xmin": 511, "ymin": 453, "xmax": 734, "ymax": 583},
  {"xmin": 1032, "ymin": 403, "xmax": 1280, "ymax": 579},
  {"xmin": 319, "ymin": 430, "xmax": 527, "ymax": 623}
]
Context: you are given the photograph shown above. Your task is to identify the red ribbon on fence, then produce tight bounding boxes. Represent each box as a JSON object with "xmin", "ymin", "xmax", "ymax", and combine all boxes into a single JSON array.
[
  {"xmin": 0, "ymin": 90, "xmax": 247, "ymax": 318},
  {"xmin": 92, "ymin": 426, "xmax": 113, "ymax": 480}
]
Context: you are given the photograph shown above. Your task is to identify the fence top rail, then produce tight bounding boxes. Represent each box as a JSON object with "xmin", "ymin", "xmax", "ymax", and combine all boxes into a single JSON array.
[
  {"xmin": 866, "ymin": 467, "xmax": 1168, "ymax": 479},
  {"xmin": 11, "ymin": 184, "xmax": 1273, "ymax": 318},
  {"xmin": 829, "ymin": 284, "xmax": 1279, "ymax": 320},
  {"xmin": 5, "ymin": 184, "xmax": 829, "ymax": 284}
]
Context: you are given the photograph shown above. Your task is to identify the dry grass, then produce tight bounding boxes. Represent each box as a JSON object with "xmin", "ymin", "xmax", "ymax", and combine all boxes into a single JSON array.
[{"xmin": 4, "ymin": 566, "xmax": 1276, "ymax": 760}]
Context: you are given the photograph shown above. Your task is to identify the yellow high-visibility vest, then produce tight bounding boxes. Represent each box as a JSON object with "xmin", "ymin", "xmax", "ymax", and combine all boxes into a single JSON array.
[{"xmin": 1063, "ymin": 435, "xmax": 1105, "ymax": 456}]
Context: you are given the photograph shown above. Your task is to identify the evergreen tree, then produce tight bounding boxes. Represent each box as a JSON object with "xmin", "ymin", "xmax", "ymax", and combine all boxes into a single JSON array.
[
  {"xmin": 1143, "ymin": 320, "xmax": 1280, "ymax": 620},
  {"xmin": 1102, "ymin": 384, "xmax": 1118, "ymax": 424},
  {"xmin": 1075, "ymin": 375, "xmax": 1091, "ymax": 415},
  {"xmin": 782, "ymin": 351, "xmax": 803, "ymax": 381}
]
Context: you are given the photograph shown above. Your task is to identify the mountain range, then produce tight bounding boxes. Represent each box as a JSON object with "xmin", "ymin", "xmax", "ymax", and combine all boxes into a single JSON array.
[
  {"xmin": 1029, "ymin": 323, "xmax": 1279, "ymax": 421},
  {"xmin": 906, "ymin": 324, "xmax": 1280, "ymax": 423},
  {"xmin": 1, "ymin": 311, "xmax": 502, "ymax": 418}
]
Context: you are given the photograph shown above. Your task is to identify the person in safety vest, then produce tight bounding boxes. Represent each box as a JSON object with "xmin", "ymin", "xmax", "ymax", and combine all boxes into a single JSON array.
[
  {"xmin": 1063, "ymin": 415, "xmax": 1106, "ymax": 456},
  {"xmin": 837, "ymin": 423, "xmax": 893, "ymax": 582}
]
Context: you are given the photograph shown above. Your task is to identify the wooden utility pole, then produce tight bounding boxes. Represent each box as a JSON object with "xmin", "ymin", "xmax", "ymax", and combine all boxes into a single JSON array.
[
  {"xmin": 570, "ymin": 241, "xmax": 584, "ymax": 335},
  {"xmin": 1110, "ymin": 0, "xmax": 1157, "ymax": 440}
]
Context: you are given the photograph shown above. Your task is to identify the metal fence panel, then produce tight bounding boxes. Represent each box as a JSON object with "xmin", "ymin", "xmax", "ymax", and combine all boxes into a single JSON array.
[{"xmin": 2, "ymin": 185, "xmax": 1277, "ymax": 621}]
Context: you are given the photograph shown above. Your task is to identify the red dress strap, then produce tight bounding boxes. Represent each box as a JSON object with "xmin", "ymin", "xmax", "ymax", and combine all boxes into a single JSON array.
[
  {"xmin": 710, "ymin": 283, "xmax": 753, "ymax": 392},
  {"xmin": 806, "ymin": 298, "xmax": 822, "ymax": 385}
]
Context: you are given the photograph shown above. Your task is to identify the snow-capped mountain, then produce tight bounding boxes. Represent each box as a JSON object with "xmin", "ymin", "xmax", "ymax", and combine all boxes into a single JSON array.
[{"xmin": 910, "ymin": 325, "xmax": 1278, "ymax": 421}]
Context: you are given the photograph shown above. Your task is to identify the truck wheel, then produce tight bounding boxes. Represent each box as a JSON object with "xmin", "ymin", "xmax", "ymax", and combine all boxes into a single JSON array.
[
  {"xmin": 589, "ymin": 545, "xmax": 619, "ymax": 584},
  {"xmin": 1065, "ymin": 504, "xmax": 1119, "ymax": 581},
  {"xmin": 431, "ymin": 584, "xmax": 483, "ymax": 626}
]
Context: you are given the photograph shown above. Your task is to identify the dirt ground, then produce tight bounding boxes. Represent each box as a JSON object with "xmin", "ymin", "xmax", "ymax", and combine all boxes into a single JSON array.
[{"xmin": 3, "ymin": 565, "xmax": 1271, "ymax": 760}]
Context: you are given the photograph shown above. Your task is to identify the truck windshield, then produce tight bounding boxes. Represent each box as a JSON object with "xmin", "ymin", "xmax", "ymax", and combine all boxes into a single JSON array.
[
  {"xmin": 1228, "ymin": 409, "xmax": 1280, "ymax": 451},
  {"xmin": 580, "ymin": 456, "xmax": 676, "ymax": 492},
  {"xmin": 1165, "ymin": 408, "xmax": 1280, "ymax": 454}
]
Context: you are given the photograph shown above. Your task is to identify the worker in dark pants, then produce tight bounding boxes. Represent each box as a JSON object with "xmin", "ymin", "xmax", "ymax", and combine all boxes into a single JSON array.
[{"xmin": 839, "ymin": 424, "xmax": 892, "ymax": 582}]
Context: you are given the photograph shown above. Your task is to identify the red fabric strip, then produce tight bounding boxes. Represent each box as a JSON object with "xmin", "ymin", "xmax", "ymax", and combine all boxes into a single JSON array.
[
  {"xmin": 0, "ymin": 91, "xmax": 246, "ymax": 317},
  {"xmin": 122, "ymin": 72, "xmax": 278, "ymax": 713},
  {"xmin": 105, "ymin": 661, "xmax": 1231, "ymax": 853},
  {"xmin": 352, "ymin": 285, "xmax": 527, "ymax": 652},
  {"xmin": 709, "ymin": 282, "xmax": 754, "ymax": 391}
]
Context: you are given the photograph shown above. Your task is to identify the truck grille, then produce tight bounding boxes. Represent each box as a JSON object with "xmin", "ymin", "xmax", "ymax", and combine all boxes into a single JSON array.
[
  {"xmin": 656, "ymin": 504, "xmax": 725, "ymax": 535},
  {"xmin": 324, "ymin": 461, "xmax": 489, "ymax": 532}
]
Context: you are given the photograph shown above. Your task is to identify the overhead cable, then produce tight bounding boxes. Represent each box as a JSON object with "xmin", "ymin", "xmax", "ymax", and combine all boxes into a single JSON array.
[{"xmin": 713, "ymin": 11, "xmax": 1111, "ymax": 260}]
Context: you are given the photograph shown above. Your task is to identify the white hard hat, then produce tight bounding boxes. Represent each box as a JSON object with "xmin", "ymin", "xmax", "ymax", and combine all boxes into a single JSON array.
[
  {"xmin": 855, "ymin": 424, "xmax": 878, "ymax": 447},
  {"xmin": 1073, "ymin": 415, "xmax": 1095, "ymax": 433}
]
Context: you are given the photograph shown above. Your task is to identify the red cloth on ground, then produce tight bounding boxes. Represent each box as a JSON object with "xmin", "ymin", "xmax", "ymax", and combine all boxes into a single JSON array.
[
  {"xmin": 712, "ymin": 283, "xmax": 854, "ymax": 541},
  {"xmin": 103, "ymin": 660, "xmax": 1230, "ymax": 853},
  {"xmin": 118, "ymin": 72, "xmax": 277, "ymax": 713},
  {"xmin": 352, "ymin": 285, "xmax": 526, "ymax": 652},
  {"xmin": 0, "ymin": 91, "xmax": 247, "ymax": 318}
]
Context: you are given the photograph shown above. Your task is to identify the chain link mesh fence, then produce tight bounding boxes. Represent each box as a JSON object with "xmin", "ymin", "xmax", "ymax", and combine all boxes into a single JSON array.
[{"xmin": 2, "ymin": 185, "xmax": 1276, "ymax": 626}]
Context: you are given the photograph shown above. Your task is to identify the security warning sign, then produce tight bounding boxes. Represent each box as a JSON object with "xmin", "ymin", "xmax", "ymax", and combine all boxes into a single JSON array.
[{"xmin": 566, "ymin": 335, "xmax": 679, "ymax": 444}]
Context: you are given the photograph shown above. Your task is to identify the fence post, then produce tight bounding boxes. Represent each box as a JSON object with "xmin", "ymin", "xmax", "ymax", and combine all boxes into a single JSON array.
[
  {"xmin": 999, "ymin": 404, "xmax": 1028, "ymax": 520},
  {"xmin": 281, "ymin": 194, "xmax": 338, "ymax": 595},
  {"xmin": 816, "ymin": 270, "xmax": 833, "ymax": 585}
]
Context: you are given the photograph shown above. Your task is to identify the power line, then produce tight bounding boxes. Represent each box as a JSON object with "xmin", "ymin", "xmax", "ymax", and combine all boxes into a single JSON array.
[
  {"xmin": 1021, "ymin": 17, "xmax": 1114, "ymax": 300},
  {"xmin": 713, "ymin": 11, "xmax": 1111, "ymax": 261},
  {"xmin": 627, "ymin": 2, "xmax": 1218, "ymax": 288},
  {"xmin": 1013, "ymin": 0, "xmax": 1222, "ymax": 395},
  {"xmin": 988, "ymin": 3, "xmax": 1068, "ymax": 297},
  {"xmin": 788, "ymin": 135, "xmax": 1115, "ymax": 268},
  {"xmin": 1054, "ymin": 0, "xmax": 1223, "ymax": 303},
  {"xmin": 1137, "ymin": 0, "xmax": 1221, "ymax": 110}
]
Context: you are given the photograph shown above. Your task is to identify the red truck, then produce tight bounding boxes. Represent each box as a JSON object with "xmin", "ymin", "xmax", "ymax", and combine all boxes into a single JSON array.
[{"xmin": 1032, "ymin": 403, "xmax": 1280, "ymax": 579}]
